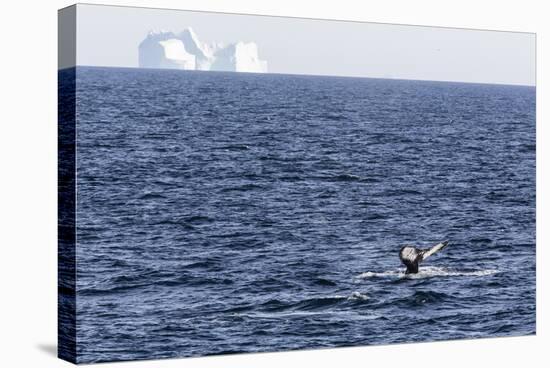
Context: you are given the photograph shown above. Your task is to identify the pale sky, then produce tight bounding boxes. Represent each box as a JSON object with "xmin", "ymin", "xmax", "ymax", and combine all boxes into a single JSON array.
[{"xmin": 73, "ymin": 3, "xmax": 536, "ymax": 86}]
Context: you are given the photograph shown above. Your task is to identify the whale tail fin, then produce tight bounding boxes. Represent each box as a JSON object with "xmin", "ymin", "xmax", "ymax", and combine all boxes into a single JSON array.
[
  {"xmin": 420, "ymin": 240, "xmax": 449, "ymax": 261},
  {"xmin": 399, "ymin": 241, "xmax": 449, "ymax": 274}
]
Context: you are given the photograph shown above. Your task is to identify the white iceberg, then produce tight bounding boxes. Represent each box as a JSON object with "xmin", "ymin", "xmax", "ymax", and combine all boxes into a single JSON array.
[
  {"xmin": 138, "ymin": 31, "xmax": 192, "ymax": 70},
  {"xmin": 210, "ymin": 42, "xmax": 268, "ymax": 73},
  {"xmin": 138, "ymin": 27, "xmax": 268, "ymax": 73}
]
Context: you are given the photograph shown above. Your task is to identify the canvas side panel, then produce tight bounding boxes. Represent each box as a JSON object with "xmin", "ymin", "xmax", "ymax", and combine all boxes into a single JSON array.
[
  {"xmin": 59, "ymin": 5, "xmax": 76, "ymax": 70},
  {"xmin": 58, "ymin": 5, "xmax": 77, "ymax": 364}
]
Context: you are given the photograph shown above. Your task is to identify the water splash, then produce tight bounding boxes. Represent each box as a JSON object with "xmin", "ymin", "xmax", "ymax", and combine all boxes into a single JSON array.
[{"xmin": 358, "ymin": 266, "xmax": 499, "ymax": 280}]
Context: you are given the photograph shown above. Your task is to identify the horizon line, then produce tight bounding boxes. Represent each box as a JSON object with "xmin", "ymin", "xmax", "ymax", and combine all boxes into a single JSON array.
[{"xmin": 60, "ymin": 64, "xmax": 536, "ymax": 88}]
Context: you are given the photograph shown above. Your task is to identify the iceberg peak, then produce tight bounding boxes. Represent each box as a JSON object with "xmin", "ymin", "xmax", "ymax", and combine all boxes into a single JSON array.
[{"xmin": 138, "ymin": 28, "xmax": 267, "ymax": 73}]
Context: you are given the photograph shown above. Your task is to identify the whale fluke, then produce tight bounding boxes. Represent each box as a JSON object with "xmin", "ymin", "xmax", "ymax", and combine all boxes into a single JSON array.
[{"xmin": 399, "ymin": 240, "xmax": 449, "ymax": 274}]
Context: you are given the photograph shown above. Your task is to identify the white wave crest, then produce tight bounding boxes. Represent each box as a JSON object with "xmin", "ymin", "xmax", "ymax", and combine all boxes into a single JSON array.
[
  {"xmin": 347, "ymin": 291, "xmax": 370, "ymax": 301},
  {"xmin": 325, "ymin": 292, "xmax": 369, "ymax": 301},
  {"xmin": 237, "ymin": 309, "xmax": 377, "ymax": 320}
]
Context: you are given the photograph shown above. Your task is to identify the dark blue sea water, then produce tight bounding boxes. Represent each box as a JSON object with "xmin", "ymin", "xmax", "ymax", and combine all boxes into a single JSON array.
[{"xmin": 71, "ymin": 66, "xmax": 535, "ymax": 363}]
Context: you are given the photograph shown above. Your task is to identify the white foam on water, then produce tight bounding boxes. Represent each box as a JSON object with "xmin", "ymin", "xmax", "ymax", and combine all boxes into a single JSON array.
[
  {"xmin": 237, "ymin": 309, "xmax": 379, "ymax": 320},
  {"xmin": 326, "ymin": 292, "xmax": 370, "ymax": 301},
  {"xmin": 357, "ymin": 266, "xmax": 499, "ymax": 280},
  {"xmin": 407, "ymin": 266, "xmax": 499, "ymax": 279},
  {"xmin": 357, "ymin": 270, "xmax": 403, "ymax": 279},
  {"xmin": 347, "ymin": 291, "xmax": 370, "ymax": 301}
]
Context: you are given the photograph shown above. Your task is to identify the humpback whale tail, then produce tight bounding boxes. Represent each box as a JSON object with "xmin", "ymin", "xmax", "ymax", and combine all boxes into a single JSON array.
[{"xmin": 399, "ymin": 240, "xmax": 449, "ymax": 274}]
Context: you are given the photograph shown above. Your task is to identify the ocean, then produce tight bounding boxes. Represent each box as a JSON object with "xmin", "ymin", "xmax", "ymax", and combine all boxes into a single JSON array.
[{"xmin": 62, "ymin": 66, "xmax": 535, "ymax": 363}]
